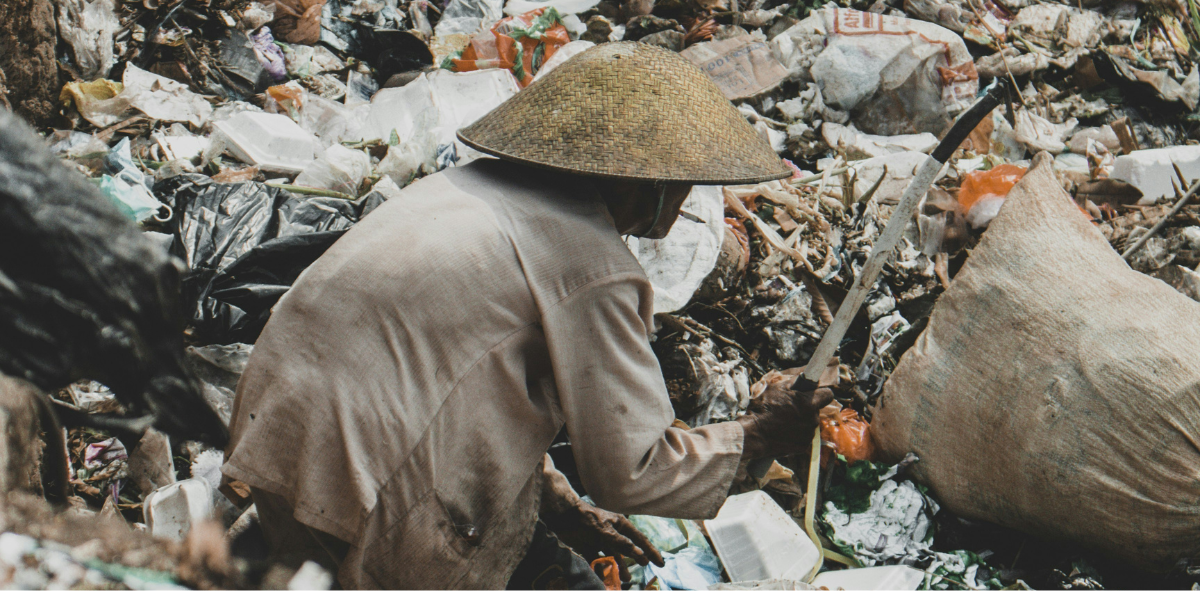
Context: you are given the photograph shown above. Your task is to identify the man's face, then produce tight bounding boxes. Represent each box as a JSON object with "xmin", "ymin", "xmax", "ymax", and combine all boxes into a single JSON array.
[{"xmin": 612, "ymin": 183, "xmax": 693, "ymax": 239}]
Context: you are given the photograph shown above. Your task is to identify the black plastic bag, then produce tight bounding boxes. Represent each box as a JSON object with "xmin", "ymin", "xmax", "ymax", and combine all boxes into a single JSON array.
[
  {"xmin": 217, "ymin": 29, "xmax": 276, "ymax": 99},
  {"xmin": 359, "ymin": 28, "xmax": 434, "ymax": 84},
  {"xmin": 158, "ymin": 175, "xmax": 388, "ymax": 345},
  {"xmin": 0, "ymin": 110, "xmax": 228, "ymax": 446}
]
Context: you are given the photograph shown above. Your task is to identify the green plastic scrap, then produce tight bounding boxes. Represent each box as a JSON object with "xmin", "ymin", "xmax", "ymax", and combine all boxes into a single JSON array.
[
  {"xmin": 439, "ymin": 51, "xmax": 462, "ymax": 71},
  {"xmin": 512, "ymin": 43, "xmax": 527, "ymax": 83},
  {"xmin": 822, "ymin": 457, "xmax": 894, "ymax": 515},
  {"xmin": 1189, "ymin": 0, "xmax": 1200, "ymax": 47},
  {"xmin": 508, "ymin": 7, "xmax": 564, "ymax": 42},
  {"xmin": 83, "ymin": 559, "xmax": 186, "ymax": 591}
]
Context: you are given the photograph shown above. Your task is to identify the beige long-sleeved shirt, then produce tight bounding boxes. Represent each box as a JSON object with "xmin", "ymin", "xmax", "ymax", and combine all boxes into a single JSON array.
[{"xmin": 221, "ymin": 159, "xmax": 743, "ymax": 589}]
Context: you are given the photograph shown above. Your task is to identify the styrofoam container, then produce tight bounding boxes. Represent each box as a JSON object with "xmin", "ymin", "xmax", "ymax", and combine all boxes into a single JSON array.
[
  {"xmin": 1110, "ymin": 145, "xmax": 1200, "ymax": 204},
  {"xmin": 812, "ymin": 566, "xmax": 925, "ymax": 590},
  {"xmin": 212, "ymin": 112, "xmax": 317, "ymax": 174},
  {"xmin": 704, "ymin": 491, "xmax": 820, "ymax": 583},
  {"xmin": 143, "ymin": 478, "xmax": 215, "ymax": 542}
]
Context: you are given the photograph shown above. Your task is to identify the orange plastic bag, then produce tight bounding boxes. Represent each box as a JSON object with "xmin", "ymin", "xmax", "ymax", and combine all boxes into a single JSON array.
[
  {"xmin": 590, "ymin": 556, "xmax": 622, "ymax": 591},
  {"xmin": 450, "ymin": 7, "xmax": 569, "ymax": 87},
  {"xmin": 820, "ymin": 408, "xmax": 874, "ymax": 466},
  {"xmin": 957, "ymin": 164, "xmax": 1027, "ymax": 228},
  {"xmin": 265, "ymin": 82, "xmax": 305, "ymax": 120},
  {"xmin": 957, "ymin": 164, "xmax": 1027, "ymax": 214},
  {"xmin": 270, "ymin": 0, "xmax": 326, "ymax": 45}
]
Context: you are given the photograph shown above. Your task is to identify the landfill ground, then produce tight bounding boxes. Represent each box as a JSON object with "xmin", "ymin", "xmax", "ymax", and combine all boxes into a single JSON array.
[{"xmin": 3, "ymin": 0, "xmax": 1200, "ymax": 591}]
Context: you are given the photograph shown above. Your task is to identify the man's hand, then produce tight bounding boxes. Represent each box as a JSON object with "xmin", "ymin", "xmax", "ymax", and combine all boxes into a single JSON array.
[
  {"xmin": 544, "ymin": 502, "xmax": 665, "ymax": 581},
  {"xmin": 736, "ymin": 377, "xmax": 834, "ymax": 460},
  {"xmin": 539, "ymin": 454, "xmax": 664, "ymax": 581}
]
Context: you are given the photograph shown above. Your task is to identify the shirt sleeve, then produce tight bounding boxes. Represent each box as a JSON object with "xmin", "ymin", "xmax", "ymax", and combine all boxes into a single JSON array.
[{"xmin": 540, "ymin": 272, "xmax": 743, "ymax": 520}]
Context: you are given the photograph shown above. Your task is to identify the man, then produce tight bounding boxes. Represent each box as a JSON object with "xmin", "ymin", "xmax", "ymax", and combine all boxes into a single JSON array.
[{"xmin": 222, "ymin": 42, "xmax": 833, "ymax": 589}]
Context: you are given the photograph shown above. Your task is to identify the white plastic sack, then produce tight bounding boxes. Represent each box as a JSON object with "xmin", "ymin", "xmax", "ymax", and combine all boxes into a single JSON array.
[
  {"xmin": 428, "ymin": 69, "xmax": 520, "ymax": 135},
  {"xmin": 626, "ymin": 186, "xmax": 725, "ymax": 314},
  {"xmin": 680, "ymin": 34, "xmax": 788, "ymax": 101},
  {"xmin": 294, "ymin": 145, "xmax": 372, "ymax": 196},
  {"xmin": 434, "ymin": 0, "xmax": 504, "ymax": 36},
  {"xmin": 821, "ymin": 123, "xmax": 938, "ymax": 159},
  {"xmin": 532, "ymin": 40, "xmax": 595, "ymax": 82},
  {"xmin": 297, "ymin": 92, "xmax": 371, "ymax": 146},
  {"xmin": 772, "ymin": 8, "xmax": 977, "ymax": 135},
  {"xmin": 57, "ymin": 0, "xmax": 120, "ymax": 80},
  {"xmin": 366, "ymin": 69, "xmax": 519, "ymax": 176}
]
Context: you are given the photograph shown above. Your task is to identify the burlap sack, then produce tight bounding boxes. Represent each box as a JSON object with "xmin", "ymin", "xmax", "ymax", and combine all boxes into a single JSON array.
[
  {"xmin": 873, "ymin": 152, "xmax": 1200, "ymax": 571},
  {"xmin": 0, "ymin": 374, "xmax": 45, "ymax": 496}
]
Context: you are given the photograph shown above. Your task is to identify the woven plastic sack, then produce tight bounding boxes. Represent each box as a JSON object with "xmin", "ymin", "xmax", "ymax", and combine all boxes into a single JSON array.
[
  {"xmin": 450, "ymin": 7, "xmax": 569, "ymax": 87},
  {"xmin": 872, "ymin": 153, "xmax": 1200, "ymax": 571}
]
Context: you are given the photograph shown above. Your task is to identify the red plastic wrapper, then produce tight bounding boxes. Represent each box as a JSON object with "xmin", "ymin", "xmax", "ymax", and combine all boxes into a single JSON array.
[{"xmin": 450, "ymin": 8, "xmax": 570, "ymax": 87}]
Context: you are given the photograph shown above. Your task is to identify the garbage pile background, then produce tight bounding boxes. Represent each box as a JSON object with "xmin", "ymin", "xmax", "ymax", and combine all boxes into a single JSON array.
[{"xmin": 3, "ymin": 0, "xmax": 1200, "ymax": 590}]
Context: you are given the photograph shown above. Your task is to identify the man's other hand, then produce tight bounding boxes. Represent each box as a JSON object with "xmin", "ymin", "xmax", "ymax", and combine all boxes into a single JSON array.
[{"xmin": 545, "ymin": 503, "xmax": 665, "ymax": 581}]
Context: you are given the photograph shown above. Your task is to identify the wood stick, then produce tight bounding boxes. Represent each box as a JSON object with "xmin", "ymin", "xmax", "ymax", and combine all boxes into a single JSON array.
[{"xmin": 1122, "ymin": 178, "xmax": 1200, "ymax": 260}]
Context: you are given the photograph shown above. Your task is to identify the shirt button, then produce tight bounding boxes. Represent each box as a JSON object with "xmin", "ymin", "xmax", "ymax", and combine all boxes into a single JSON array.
[{"xmin": 457, "ymin": 524, "xmax": 481, "ymax": 545}]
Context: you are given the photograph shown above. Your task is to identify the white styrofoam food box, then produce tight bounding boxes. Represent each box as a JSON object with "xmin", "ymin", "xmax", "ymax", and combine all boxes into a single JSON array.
[
  {"xmin": 143, "ymin": 478, "xmax": 215, "ymax": 542},
  {"xmin": 213, "ymin": 112, "xmax": 317, "ymax": 174},
  {"xmin": 704, "ymin": 490, "xmax": 821, "ymax": 583},
  {"xmin": 1110, "ymin": 145, "xmax": 1200, "ymax": 204}
]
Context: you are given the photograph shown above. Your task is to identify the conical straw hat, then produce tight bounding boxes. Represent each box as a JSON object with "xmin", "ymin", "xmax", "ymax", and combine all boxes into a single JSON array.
[{"xmin": 457, "ymin": 42, "xmax": 792, "ymax": 185}]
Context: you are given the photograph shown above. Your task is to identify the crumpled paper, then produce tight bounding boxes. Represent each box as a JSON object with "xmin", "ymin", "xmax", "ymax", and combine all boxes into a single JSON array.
[
  {"xmin": 64, "ymin": 65, "xmax": 214, "ymax": 128},
  {"xmin": 822, "ymin": 478, "xmax": 938, "ymax": 566},
  {"xmin": 122, "ymin": 64, "xmax": 213, "ymax": 127},
  {"xmin": 1012, "ymin": 108, "xmax": 1077, "ymax": 155}
]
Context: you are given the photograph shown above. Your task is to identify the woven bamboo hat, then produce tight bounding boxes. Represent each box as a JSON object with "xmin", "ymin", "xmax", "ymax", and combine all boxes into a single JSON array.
[{"xmin": 457, "ymin": 42, "xmax": 791, "ymax": 185}]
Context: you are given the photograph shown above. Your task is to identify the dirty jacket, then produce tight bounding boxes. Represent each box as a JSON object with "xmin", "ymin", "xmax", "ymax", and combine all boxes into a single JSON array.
[{"xmin": 221, "ymin": 158, "xmax": 744, "ymax": 589}]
